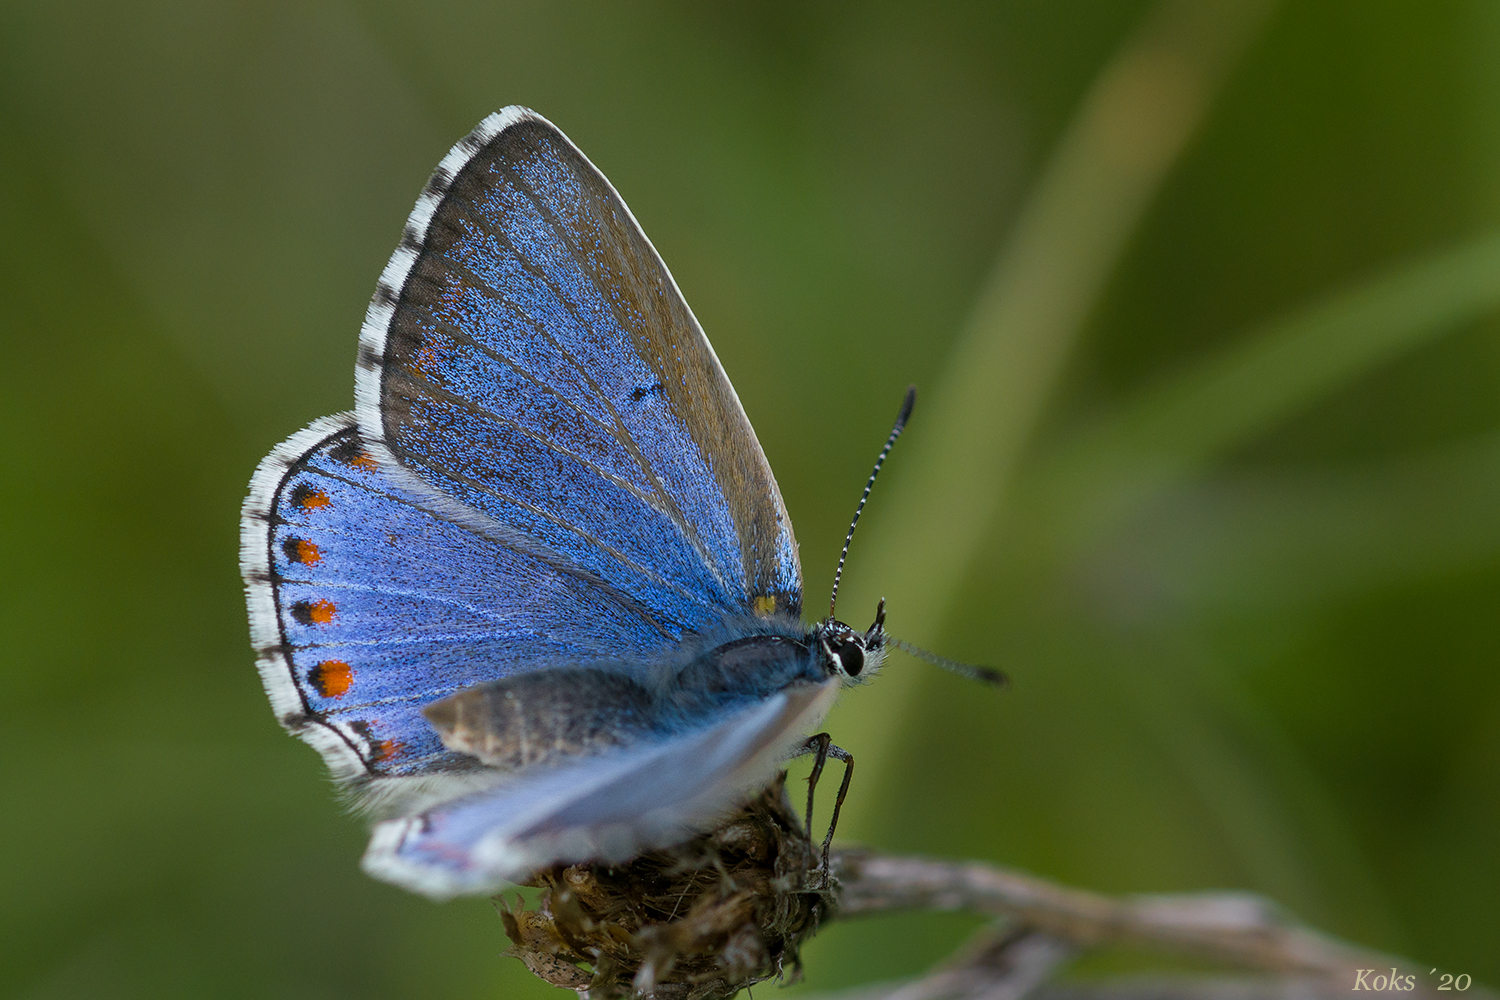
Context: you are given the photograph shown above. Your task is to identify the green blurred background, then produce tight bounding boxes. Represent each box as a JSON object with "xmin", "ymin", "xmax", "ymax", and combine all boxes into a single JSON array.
[{"xmin": 3, "ymin": 1, "xmax": 1498, "ymax": 996}]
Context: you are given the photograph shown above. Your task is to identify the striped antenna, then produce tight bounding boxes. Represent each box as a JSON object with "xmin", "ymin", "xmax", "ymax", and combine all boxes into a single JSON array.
[{"xmin": 828, "ymin": 385, "xmax": 917, "ymax": 621}]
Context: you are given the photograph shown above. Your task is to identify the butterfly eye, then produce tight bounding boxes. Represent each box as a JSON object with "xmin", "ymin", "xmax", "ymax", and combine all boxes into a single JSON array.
[
  {"xmin": 840, "ymin": 640, "xmax": 866, "ymax": 677},
  {"xmin": 821, "ymin": 635, "xmax": 865, "ymax": 678}
]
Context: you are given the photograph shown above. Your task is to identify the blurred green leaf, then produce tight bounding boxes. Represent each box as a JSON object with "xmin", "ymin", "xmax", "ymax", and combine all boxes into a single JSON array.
[
  {"xmin": 1029, "ymin": 228, "xmax": 1500, "ymax": 562},
  {"xmin": 1080, "ymin": 430, "xmax": 1500, "ymax": 616}
]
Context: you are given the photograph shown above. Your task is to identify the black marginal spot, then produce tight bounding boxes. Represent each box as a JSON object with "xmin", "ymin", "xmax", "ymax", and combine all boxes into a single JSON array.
[
  {"xmin": 630, "ymin": 382, "xmax": 664, "ymax": 402},
  {"xmin": 281, "ymin": 537, "xmax": 314, "ymax": 565},
  {"xmin": 357, "ymin": 342, "xmax": 383, "ymax": 370},
  {"xmin": 289, "ymin": 483, "xmax": 323, "ymax": 510},
  {"xmin": 399, "ymin": 226, "xmax": 421, "ymax": 252},
  {"xmin": 328, "ymin": 438, "xmax": 371, "ymax": 468},
  {"xmin": 457, "ymin": 134, "xmax": 483, "ymax": 155},
  {"xmin": 345, "ymin": 719, "xmax": 393, "ymax": 761},
  {"xmin": 375, "ymin": 282, "xmax": 399, "ymax": 307},
  {"xmin": 426, "ymin": 166, "xmax": 452, "ymax": 196},
  {"xmin": 289, "ymin": 597, "xmax": 335, "ymax": 625}
]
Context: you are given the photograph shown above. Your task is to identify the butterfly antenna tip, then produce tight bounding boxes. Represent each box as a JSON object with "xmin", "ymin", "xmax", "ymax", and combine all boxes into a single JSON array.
[
  {"xmin": 890, "ymin": 637, "xmax": 1007, "ymax": 688},
  {"xmin": 828, "ymin": 385, "xmax": 917, "ymax": 620}
]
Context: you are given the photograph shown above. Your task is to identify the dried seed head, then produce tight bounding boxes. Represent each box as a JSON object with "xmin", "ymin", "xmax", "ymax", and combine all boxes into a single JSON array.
[{"xmin": 501, "ymin": 773, "xmax": 836, "ymax": 999}]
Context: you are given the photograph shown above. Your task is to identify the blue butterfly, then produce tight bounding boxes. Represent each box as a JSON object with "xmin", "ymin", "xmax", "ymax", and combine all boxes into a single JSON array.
[{"xmin": 241, "ymin": 107, "xmax": 983, "ymax": 900}]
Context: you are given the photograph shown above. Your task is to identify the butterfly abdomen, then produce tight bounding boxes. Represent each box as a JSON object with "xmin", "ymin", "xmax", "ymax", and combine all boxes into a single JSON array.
[{"xmin": 423, "ymin": 669, "xmax": 658, "ymax": 771}]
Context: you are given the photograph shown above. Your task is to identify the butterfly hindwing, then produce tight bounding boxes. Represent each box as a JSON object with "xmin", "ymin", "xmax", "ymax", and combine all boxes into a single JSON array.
[
  {"xmin": 355, "ymin": 107, "xmax": 802, "ymax": 637},
  {"xmin": 241, "ymin": 413, "xmax": 679, "ymax": 813}
]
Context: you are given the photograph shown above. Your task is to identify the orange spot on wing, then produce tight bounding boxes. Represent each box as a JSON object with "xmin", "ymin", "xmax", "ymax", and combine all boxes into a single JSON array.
[
  {"xmin": 412, "ymin": 342, "xmax": 442, "ymax": 377},
  {"xmin": 331, "ymin": 439, "xmax": 380, "ymax": 471},
  {"xmin": 294, "ymin": 486, "xmax": 330, "ymax": 510},
  {"xmin": 371, "ymin": 739, "xmax": 404, "ymax": 763},
  {"xmin": 283, "ymin": 538, "xmax": 321, "ymax": 565},
  {"xmin": 292, "ymin": 598, "xmax": 336, "ymax": 625},
  {"xmin": 308, "ymin": 660, "xmax": 352, "ymax": 698}
]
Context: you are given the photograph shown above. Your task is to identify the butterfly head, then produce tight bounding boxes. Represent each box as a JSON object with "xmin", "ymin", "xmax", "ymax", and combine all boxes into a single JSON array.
[{"xmin": 816, "ymin": 599, "xmax": 888, "ymax": 685}]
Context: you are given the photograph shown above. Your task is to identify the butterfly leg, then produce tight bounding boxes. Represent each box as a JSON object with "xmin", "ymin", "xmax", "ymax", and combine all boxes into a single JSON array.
[
  {"xmin": 797, "ymin": 733, "xmax": 831, "ymax": 846},
  {"xmin": 792, "ymin": 733, "xmax": 855, "ymax": 885}
]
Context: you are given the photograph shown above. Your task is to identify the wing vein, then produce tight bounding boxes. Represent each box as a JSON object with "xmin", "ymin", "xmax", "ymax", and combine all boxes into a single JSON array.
[
  {"xmin": 493, "ymin": 160, "xmax": 737, "ymax": 599},
  {"xmin": 395, "ymin": 364, "xmax": 673, "ymax": 515},
  {"xmin": 407, "ymin": 448, "xmax": 722, "ymax": 618},
  {"xmin": 291, "ymin": 454, "xmax": 670, "ymax": 636},
  {"xmin": 416, "ymin": 304, "xmax": 621, "ymax": 443}
]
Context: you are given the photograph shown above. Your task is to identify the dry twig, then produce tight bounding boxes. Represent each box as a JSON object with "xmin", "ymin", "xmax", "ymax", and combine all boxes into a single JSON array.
[
  {"xmin": 831, "ymin": 849, "xmax": 1490, "ymax": 1000},
  {"xmin": 498, "ymin": 780, "xmax": 1487, "ymax": 1000}
]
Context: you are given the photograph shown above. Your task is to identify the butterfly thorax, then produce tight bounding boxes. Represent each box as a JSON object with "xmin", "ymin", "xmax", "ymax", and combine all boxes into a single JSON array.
[
  {"xmin": 661, "ymin": 603, "xmax": 890, "ymax": 714},
  {"xmin": 657, "ymin": 632, "xmax": 823, "ymax": 721}
]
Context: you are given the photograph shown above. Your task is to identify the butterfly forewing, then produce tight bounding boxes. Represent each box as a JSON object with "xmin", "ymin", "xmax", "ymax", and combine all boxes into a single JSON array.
[{"xmin": 357, "ymin": 108, "xmax": 802, "ymax": 633}]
